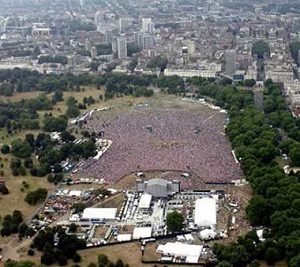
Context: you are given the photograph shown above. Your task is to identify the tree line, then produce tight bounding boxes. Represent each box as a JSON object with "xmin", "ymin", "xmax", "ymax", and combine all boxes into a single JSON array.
[{"xmin": 191, "ymin": 77, "xmax": 300, "ymax": 267}]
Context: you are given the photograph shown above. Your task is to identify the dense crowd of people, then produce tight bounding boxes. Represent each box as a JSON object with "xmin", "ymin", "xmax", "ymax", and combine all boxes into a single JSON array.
[{"xmin": 76, "ymin": 104, "xmax": 243, "ymax": 189}]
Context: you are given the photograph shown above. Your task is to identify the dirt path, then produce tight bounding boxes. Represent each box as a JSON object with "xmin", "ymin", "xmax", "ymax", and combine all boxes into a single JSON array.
[{"xmin": 1, "ymin": 236, "xmax": 31, "ymax": 261}]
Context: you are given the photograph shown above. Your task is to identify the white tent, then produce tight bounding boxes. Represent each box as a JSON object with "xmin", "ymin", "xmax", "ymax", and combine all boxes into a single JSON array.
[
  {"xmin": 133, "ymin": 227, "xmax": 152, "ymax": 239},
  {"xmin": 82, "ymin": 208, "xmax": 117, "ymax": 221},
  {"xmin": 117, "ymin": 234, "xmax": 132, "ymax": 242},
  {"xmin": 157, "ymin": 242, "xmax": 203, "ymax": 263},
  {"xmin": 199, "ymin": 229, "xmax": 217, "ymax": 240},
  {"xmin": 138, "ymin": 193, "xmax": 152, "ymax": 209},
  {"xmin": 194, "ymin": 198, "xmax": 217, "ymax": 227}
]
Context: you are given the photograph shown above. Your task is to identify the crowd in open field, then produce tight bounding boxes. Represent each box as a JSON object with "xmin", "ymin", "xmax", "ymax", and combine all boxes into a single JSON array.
[{"xmin": 76, "ymin": 106, "xmax": 243, "ymax": 189}]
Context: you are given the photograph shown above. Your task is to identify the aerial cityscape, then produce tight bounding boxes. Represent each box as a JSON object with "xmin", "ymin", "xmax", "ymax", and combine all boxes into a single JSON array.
[{"xmin": 0, "ymin": 0, "xmax": 300, "ymax": 266}]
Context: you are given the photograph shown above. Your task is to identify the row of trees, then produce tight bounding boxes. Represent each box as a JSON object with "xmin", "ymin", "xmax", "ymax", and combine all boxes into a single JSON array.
[
  {"xmin": 97, "ymin": 254, "xmax": 130, "ymax": 267},
  {"xmin": 25, "ymin": 188, "xmax": 48, "ymax": 205},
  {"xmin": 1, "ymin": 210, "xmax": 25, "ymax": 237},
  {"xmin": 38, "ymin": 55, "xmax": 68, "ymax": 65},
  {"xmin": 263, "ymin": 79, "xmax": 300, "ymax": 165},
  {"xmin": 191, "ymin": 77, "xmax": 300, "ymax": 267},
  {"xmin": 6, "ymin": 129, "xmax": 97, "ymax": 178},
  {"xmin": 31, "ymin": 226, "xmax": 86, "ymax": 265}
]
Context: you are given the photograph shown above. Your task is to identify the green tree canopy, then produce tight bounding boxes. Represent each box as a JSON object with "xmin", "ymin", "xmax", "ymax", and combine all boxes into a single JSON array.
[{"xmin": 166, "ymin": 211, "xmax": 184, "ymax": 232}]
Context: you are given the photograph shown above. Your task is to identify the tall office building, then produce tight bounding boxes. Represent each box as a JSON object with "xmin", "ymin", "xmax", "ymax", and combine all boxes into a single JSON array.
[
  {"xmin": 119, "ymin": 17, "xmax": 131, "ymax": 33},
  {"xmin": 117, "ymin": 36, "xmax": 127, "ymax": 59},
  {"xmin": 90, "ymin": 47, "xmax": 97, "ymax": 59},
  {"xmin": 225, "ymin": 50, "xmax": 236, "ymax": 77},
  {"xmin": 105, "ymin": 29, "xmax": 114, "ymax": 44},
  {"xmin": 141, "ymin": 18, "xmax": 154, "ymax": 33},
  {"xmin": 94, "ymin": 10, "xmax": 104, "ymax": 27},
  {"xmin": 135, "ymin": 32, "xmax": 154, "ymax": 49}
]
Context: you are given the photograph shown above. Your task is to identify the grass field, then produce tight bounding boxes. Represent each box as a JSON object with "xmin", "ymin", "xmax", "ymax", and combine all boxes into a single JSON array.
[
  {"xmin": 0, "ymin": 85, "xmax": 149, "ymax": 245},
  {"xmin": 0, "ymin": 152, "xmax": 55, "ymax": 228}
]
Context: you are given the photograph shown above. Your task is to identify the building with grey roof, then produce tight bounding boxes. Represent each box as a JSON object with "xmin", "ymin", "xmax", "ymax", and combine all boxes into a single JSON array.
[{"xmin": 137, "ymin": 178, "xmax": 180, "ymax": 198}]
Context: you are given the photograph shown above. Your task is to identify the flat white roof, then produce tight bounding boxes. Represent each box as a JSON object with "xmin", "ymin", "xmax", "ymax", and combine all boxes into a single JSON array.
[
  {"xmin": 138, "ymin": 193, "xmax": 152, "ymax": 209},
  {"xmin": 133, "ymin": 227, "xmax": 152, "ymax": 239},
  {"xmin": 194, "ymin": 198, "xmax": 217, "ymax": 227},
  {"xmin": 117, "ymin": 234, "xmax": 131, "ymax": 242},
  {"xmin": 157, "ymin": 242, "xmax": 203, "ymax": 263},
  {"xmin": 69, "ymin": 190, "xmax": 82, "ymax": 197},
  {"xmin": 82, "ymin": 208, "xmax": 117, "ymax": 220}
]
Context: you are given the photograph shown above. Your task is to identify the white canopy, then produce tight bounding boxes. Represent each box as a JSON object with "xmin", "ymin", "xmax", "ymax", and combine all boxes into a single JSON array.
[
  {"xmin": 157, "ymin": 242, "xmax": 202, "ymax": 263},
  {"xmin": 117, "ymin": 234, "xmax": 132, "ymax": 242},
  {"xmin": 82, "ymin": 208, "xmax": 117, "ymax": 220},
  {"xmin": 194, "ymin": 198, "xmax": 217, "ymax": 227},
  {"xmin": 133, "ymin": 227, "xmax": 152, "ymax": 239},
  {"xmin": 138, "ymin": 193, "xmax": 152, "ymax": 209}
]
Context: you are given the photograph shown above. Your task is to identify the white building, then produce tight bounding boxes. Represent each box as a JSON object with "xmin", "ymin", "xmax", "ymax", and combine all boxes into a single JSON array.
[
  {"xmin": 138, "ymin": 193, "xmax": 152, "ymax": 210},
  {"xmin": 133, "ymin": 227, "xmax": 152, "ymax": 239},
  {"xmin": 225, "ymin": 50, "xmax": 236, "ymax": 77},
  {"xmin": 117, "ymin": 36, "xmax": 127, "ymax": 59},
  {"xmin": 157, "ymin": 242, "xmax": 203, "ymax": 263},
  {"xmin": 141, "ymin": 18, "xmax": 154, "ymax": 34},
  {"xmin": 94, "ymin": 10, "xmax": 104, "ymax": 27},
  {"xmin": 119, "ymin": 17, "xmax": 131, "ymax": 33},
  {"xmin": 164, "ymin": 68, "xmax": 216, "ymax": 78},
  {"xmin": 82, "ymin": 208, "xmax": 117, "ymax": 222},
  {"xmin": 194, "ymin": 198, "xmax": 217, "ymax": 227}
]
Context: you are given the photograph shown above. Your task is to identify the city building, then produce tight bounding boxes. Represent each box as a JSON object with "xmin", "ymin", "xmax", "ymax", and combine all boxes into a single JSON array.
[
  {"xmin": 137, "ymin": 178, "xmax": 180, "ymax": 198},
  {"xmin": 32, "ymin": 23, "xmax": 51, "ymax": 38},
  {"xmin": 94, "ymin": 10, "xmax": 104, "ymax": 27},
  {"xmin": 105, "ymin": 29, "xmax": 114, "ymax": 44},
  {"xmin": 138, "ymin": 193, "xmax": 152, "ymax": 210},
  {"xmin": 119, "ymin": 17, "xmax": 131, "ymax": 33},
  {"xmin": 135, "ymin": 32, "xmax": 155, "ymax": 49},
  {"xmin": 90, "ymin": 47, "xmax": 97, "ymax": 59},
  {"xmin": 164, "ymin": 68, "xmax": 218, "ymax": 78},
  {"xmin": 141, "ymin": 18, "xmax": 154, "ymax": 34},
  {"xmin": 117, "ymin": 36, "xmax": 127, "ymax": 59},
  {"xmin": 225, "ymin": 50, "xmax": 236, "ymax": 77}
]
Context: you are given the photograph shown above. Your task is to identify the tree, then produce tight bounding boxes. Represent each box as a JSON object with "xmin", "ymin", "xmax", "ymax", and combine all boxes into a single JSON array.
[
  {"xmin": 98, "ymin": 254, "xmax": 109, "ymax": 267},
  {"xmin": 115, "ymin": 259, "xmax": 124, "ymax": 267},
  {"xmin": 244, "ymin": 79, "xmax": 256, "ymax": 87},
  {"xmin": 53, "ymin": 90, "xmax": 64, "ymax": 102},
  {"xmin": 290, "ymin": 146, "xmax": 300, "ymax": 166},
  {"xmin": 11, "ymin": 139, "xmax": 32, "ymax": 158},
  {"xmin": 252, "ymin": 41, "xmax": 270, "ymax": 58},
  {"xmin": 73, "ymin": 253, "xmax": 81, "ymax": 263},
  {"xmin": 18, "ymin": 223, "xmax": 29, "ymax": 237},
  {"xmin": 66, "ymin": 105, "xmax": 80, "ymax": 118},
  {"xmin": 25, "ymin": 188, "xmax": 48, "ymax": 205},
  {"xmin": 25, "ymin": 134, "xmax": 35, "ymax": 148},
  {"xmin": 1, "ymin": 185, "xmax": 9, "ymax": 194},
  {"xmin": 265, "ymin": 247, "xmax": 281, "ymax": 265},
  {"xmin": 217, "ymin": 261, "xmax": 232, "ymax": 267},
  {"xmin": 166, "ymin": 211, "xmax": 184, "ymax": 232},
  {"xmin": 43, "ymin": 116, "xmax": 67, "ymax": 132},
  {"xmin": 249, "ymin": 259, "xmax": 260, "ymax": 267},
  {"xmin": 290, "ymin": 254, "xmax": 300, "ymax": 267},
  {"xmin": 246, "ymin": 195, "xmax": 273, "ymax": 226},
  {"xmin": 1, "ymin": 144, "xmax": 10, "ymax": 154},
  {"xmin": 69, "ymin": 223, "xmax": 77, "ymax": 233},
  {"xmin": 60, "ymin": 130, "xmax": 75, "ymax": 143},
  {"xmin": 4, "ymin": 260, "xmax": 37, "ymax": 267},
  {"xmin": 147, "ymin": 56, "xmax": 168, "ymax": 72}
]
